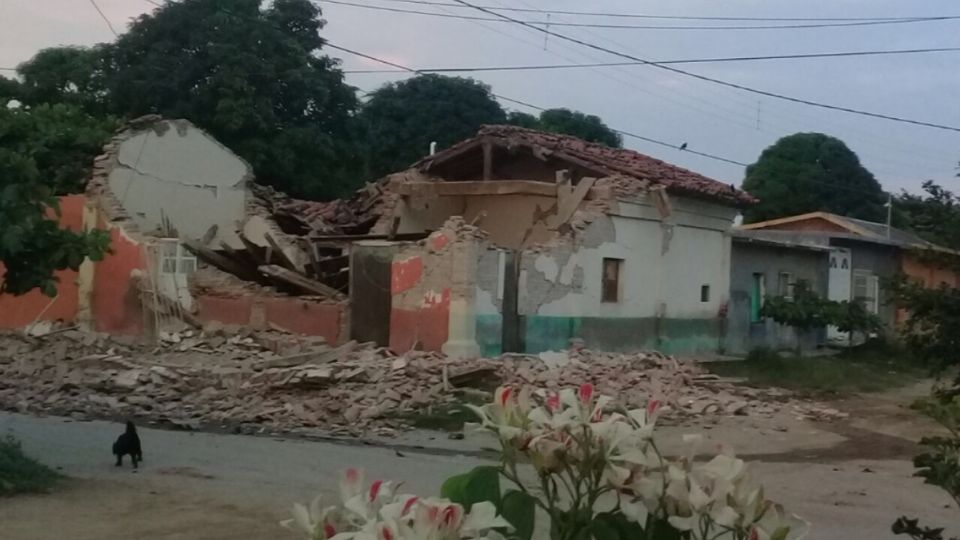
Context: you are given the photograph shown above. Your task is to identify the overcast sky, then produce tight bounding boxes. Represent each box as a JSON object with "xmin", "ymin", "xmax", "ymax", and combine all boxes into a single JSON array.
[{"xmin": 3, "ymin": 0, "xmax": 960, "ymax": 194}]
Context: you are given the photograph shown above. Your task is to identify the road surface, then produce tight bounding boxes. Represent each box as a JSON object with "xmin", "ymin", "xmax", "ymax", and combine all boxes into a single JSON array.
[{"xmin": 0, "ymin": 412, "xmax": 956, "ymax": 540}]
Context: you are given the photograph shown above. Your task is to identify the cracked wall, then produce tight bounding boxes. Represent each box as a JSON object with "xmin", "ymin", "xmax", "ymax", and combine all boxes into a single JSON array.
[{"xmin": 106, "ymin": 120, "xmax": 253, "ymax": 247}]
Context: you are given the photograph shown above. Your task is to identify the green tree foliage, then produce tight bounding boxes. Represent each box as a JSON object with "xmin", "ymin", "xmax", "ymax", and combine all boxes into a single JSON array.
[
  {"xmin": 0, "ymin": 105, "xmax": 111, "ymax": 295},
  {"xmin": 0, "ymin": 76, "xmax": 20, "ymax": 107},
  {"xmin": 104, "ymin": 0, "xmax": 363, "ymax": 199},
  {"xmin": 761, "ymin": 281, "xmax": 882, "ymax": 352},
  {"xmin": 536, "ymin": 108, "xmax": 622, "ymax": 147},
  {"xmin": 361, "ymin": 74, "xmax": 506, "ymax": 178},
  {"xmin": 896, "ymin": 181, "xmax": 960, "ymax": 250},
  {"xmin": 507, "ymin": 108, "xmax": 622, "ymax": 147},
  {"xmin": 15, "ymin": 46, "xmax": 110, "ymax": 115},
  {"xmin": 742, "ymin": 133, "xmax": 887, "ymax": 223},
  {"xmin": 888, "ymin": 276, "xmax": 960, "ymax": 375}
]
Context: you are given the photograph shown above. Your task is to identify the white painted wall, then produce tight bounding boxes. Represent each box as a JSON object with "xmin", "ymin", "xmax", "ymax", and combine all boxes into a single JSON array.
[
  {"xmin": 108, "ymin": 121, "xmax": 252, "ymax": 247},
  {"xmin": 528, "ymin": 197, "xmax": 735, "ymax": 320}
]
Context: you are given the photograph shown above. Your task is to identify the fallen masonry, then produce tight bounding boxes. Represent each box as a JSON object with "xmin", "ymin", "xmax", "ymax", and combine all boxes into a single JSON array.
[{"xmin": 0, "ymin": 330, "xmax": 847, "ymax": 438}]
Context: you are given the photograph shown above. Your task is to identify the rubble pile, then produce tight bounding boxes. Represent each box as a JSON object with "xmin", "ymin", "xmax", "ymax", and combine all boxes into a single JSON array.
[
  {"xmin": 0, "ymin": 331, "xmax": 845, "ymax": 438},
  {"xmin": 500, "ymin": 349, "xmax": 847, "ymax": 422},
  {"xmin": 0, "ymin": 329, "xmax": 497, "ymax": 437}
]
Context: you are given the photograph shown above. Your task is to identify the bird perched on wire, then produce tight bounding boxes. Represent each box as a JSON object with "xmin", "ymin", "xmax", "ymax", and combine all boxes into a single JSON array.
[{"xmin": 679, "ymin": 142, "xmax": 688, "ymax": 150}]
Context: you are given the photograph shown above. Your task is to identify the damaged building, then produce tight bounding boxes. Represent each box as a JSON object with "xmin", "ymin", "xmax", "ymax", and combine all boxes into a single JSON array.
[
  {"xmin": 0, "ymin": 121, "xmax": 755, "ymax": 358},
  {"xmin": 374, "ymin": 125, "xmax": 755, "ymax": 356}
]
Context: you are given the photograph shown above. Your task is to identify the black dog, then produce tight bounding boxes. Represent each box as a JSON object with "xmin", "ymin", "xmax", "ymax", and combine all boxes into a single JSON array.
[{"xmin": 112, "ymin": 421, "xmax": 143, "ymax": 469}]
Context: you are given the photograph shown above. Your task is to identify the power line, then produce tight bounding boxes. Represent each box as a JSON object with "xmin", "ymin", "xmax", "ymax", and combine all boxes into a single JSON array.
[
  {"xmin": 86, "ymin": 0, "xmax": 119, "ymax": 37},
  {"xmin": 450, "ymin": 0, "xmax": 960, "ymax": 134},
  {"xmin": 343, "ymin": 47, "xmax": 960, "ymax": 73},
  {"xmin": 140, "ymin": 0, "xmax": 747, "ymax": 166},
  {"xmin": 321, "ymin": 0, "xmax": 960, "ymax": 30},
  {"xmin": 362, "ymin": 0, "xmax": 957, "ymax": 23},
  {"xmin": 324, "ymin": 43, "xmax": 747, "ymax": 166}
]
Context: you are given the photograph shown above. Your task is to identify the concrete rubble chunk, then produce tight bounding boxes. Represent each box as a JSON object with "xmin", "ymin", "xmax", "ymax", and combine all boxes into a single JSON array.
[{"xmin": 0, "ymin": 329, "xmax": 848, "ymax": 437}]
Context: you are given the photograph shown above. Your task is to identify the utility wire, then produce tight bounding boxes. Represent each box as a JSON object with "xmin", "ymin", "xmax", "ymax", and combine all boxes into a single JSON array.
[
  {"xmin": 87, "ymin": 0, "xmax": 119, "ymax": 37},
  {"xmin": 363, "ymin": 0, "xmax": 957, "ymax": 23},
  {"xmin": 322, "ymin": 0, "xmax": 960, "ymax": 30},
  {"xmin": 324, "ymin": 43, "xmax": 748, "ymax": 167},
  {"xmin": 450, "ymin": 0, "xmax": 960, "ymax": 134},
  {"xmin": 343, "ymin": 47, "xmax": 960, "ymax": 73},
  {"xmin": 139, "ymin": 0, "xmax": 747, "ymax": 166}
]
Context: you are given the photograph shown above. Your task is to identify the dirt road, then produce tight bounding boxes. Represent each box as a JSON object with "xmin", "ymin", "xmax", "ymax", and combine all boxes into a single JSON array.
[{"xmin": 0, "ymin": 411, "xmax": 956, "ymax": 540}]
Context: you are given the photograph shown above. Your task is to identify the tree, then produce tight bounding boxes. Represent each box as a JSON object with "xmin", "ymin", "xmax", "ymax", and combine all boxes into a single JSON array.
[
  {"xmin": 896, "ymin": 181, "xmax": 960, "ymax": 250},
  {"xmin": 761, "ymin": 281, "xmax": 881, "ymax": 354},
  {"xmin": 360, "ymin": 74, "xmax": 506, "ymax": 178},
  {"xmin": 0, "ymin": 105, "xmax": 112, "ymax": 295},
  {"xmin": 742, "ymin": 133, "xmax": 887, "ymax": 223},
  {"xmin": 507, "ymin": 108, "xmax": 622, "ymax": 147},
  {"xmin": 0, "ymin": 76, "xmax": 20, "ymax": 107},
  {"xmin": 15, "ymin": 46, "xmax": 110, "ymax": 115},
  {"xmin": 536, "ymin": 108, "xmax": 622, "ymax": 147},
  {"xmin": 104, "ymin": 0, "xmax": 363, "ymax": 199}
]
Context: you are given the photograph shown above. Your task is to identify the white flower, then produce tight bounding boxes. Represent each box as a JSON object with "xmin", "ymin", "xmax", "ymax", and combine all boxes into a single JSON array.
[{"xmin": 461, "ymin": 502, "xmax": 513, "ymax": 537}]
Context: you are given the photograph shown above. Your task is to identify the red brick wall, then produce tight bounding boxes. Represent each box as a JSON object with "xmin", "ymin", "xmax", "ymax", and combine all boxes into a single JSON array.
[
  {"xmin": 0, "ymin": 195, "xmax": 85, "ymax": 328},
  {"xmin": 195, "ymin": 294, "xmax": 345, "ymax": 343},
  {"xmin": 92, "ymin": 223, "xmax": 146, "ymax": 335}
]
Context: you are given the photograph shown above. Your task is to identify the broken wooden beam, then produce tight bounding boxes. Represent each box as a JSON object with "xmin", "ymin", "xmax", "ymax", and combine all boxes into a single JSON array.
[
  {"xmin": 264, "ymin": 233, "xmax": 299, "ymax": 272},
  {"xmin": 183, "ymin": 240, "xmax": 261, "ymax": 281},
  {"xmin": 258, "ymin": 264, "xmax": 342, "ymax": 298}
]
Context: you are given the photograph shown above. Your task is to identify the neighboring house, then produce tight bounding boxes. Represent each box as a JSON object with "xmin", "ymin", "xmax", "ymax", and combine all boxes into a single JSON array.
[
  {"xmin": 725, "ymin": 230, "xmax": 830, "ymax": 355},
  {"xmin": 378, "ymin": 125, "xmax": 755, "ymax": 356},
  {"xmin": 738, "ymin": 211, "xmax": 960, "ymax": 339},
  {"xmin": 0, "ymin": 117, "xmax": 348, "ymax": 342}
]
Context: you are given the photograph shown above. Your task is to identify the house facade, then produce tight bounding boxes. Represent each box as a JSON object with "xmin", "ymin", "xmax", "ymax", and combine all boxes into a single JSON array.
[
  {"xmin": 382, "ymin": 125, "xmax": 754, "ymax": 356},
  {"xmin": 725, "ymin": 231, "xmax": 830, "ymax": 355},
  {"xmin": 739, "ymin": 211, "xmax": 960, "ymax": 339}
]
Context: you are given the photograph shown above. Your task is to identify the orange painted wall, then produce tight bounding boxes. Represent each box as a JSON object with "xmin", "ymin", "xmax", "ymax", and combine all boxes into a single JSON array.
[
  {"xmin": 92, "ymin": 221, "xmax": 146, "ymax": 335},
  {"xmin": 901, "ymin": 254, "xmax": 960, "ymax": 289},
  {"xmin": 897, "ymin": 254, "xmax": 960, "ymax": 325},
  {"xmin": 0, "ymin": 195, "xmax": 85, "ymax": 329}
]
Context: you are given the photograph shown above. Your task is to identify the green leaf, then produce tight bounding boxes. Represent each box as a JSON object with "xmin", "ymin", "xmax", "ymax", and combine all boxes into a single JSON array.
[
  {"xmin": 588, "ymin": 516, "xmax": 619, "ymax": 540},
  {"xmin": 463, "ymin": 465, "xmax": 501, "ymax": 507},
  {"xmin": 501, "ymin": 490, "xmax": 535, "ymax": 540},
  {"xmin": 440, "ymin": 472, "xmax": 470, "ymax": 506}
]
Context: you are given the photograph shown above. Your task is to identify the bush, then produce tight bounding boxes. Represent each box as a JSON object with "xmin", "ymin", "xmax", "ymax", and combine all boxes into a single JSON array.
[{"xmin": 0, "ymin": 436, "xmax": 62, "ymax": 496}]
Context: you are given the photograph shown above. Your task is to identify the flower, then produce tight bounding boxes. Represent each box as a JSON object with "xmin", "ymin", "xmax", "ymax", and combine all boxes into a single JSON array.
[{"xmin": 281, "ymin": 495, "xmax": 342, "ymax": 540}]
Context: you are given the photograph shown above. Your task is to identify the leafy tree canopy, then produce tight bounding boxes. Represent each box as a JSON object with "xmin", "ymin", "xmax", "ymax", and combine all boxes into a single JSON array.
[
  {"xmin": 896, "ymin": 181, "xmax": 960, "ymax": 250},
  {"xmin": 361, "ymin": 74, "xmax": 506, "ymax": 178},
  {"xmin": 15, "ymin": 46, "xmax": 110, "ymax": 115},
  {"xmin": 0, "ymin": 105, "xmax": 112, "ymax": 295},
  {"xmin": 742, "ymin": 132, "xmax": 887, "ymax": 223},
  {"xmin": 507, "ymin": 108, "xmax": 621, "ymax": 147},
  {"xmin": 104, "ymin": 0, "xmax": 364, "ymax": 199}
]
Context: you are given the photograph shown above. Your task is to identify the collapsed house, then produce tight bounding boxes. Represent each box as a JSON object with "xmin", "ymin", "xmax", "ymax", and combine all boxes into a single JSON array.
[
  {"xmin": 0, "ymin": 121, "xmax": 757, "ymax": 358},
  {"xmin": 370, "ymin": 125, "xmax": 755, "ymax": 356}
]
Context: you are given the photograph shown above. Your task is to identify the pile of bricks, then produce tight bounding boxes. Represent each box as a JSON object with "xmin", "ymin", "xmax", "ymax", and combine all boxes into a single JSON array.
[{"xmin": 0, "ymin": 330, "xmax": 844, "ymax": 438}]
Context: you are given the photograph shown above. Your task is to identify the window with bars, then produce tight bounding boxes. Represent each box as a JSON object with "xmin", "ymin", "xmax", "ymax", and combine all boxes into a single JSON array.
[
  {"xmin": 601, "ymin": 258, "xmax": 622, "ymax": 303},
  {"xmin": 852, "ymin": 270, "xmax": 879, "ymax": 314},
  {"xmin": 777, "ymin": 271, "xmax": 794, "ymax": 299},
  {"xmin": 158, "ymin": 241, "xmax": 197, "ymax": 276}
]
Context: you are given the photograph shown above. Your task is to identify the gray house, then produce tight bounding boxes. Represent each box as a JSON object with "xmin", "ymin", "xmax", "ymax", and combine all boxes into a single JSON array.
[{"xmin": 725, "ymin": 230, "xmax": 830, "ymax": 355}]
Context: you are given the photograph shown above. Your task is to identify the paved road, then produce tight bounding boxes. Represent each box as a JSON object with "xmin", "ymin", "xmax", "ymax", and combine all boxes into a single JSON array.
[{"xmin": 1, "ymin": 412, "xmax": 956, "ymax": 540}]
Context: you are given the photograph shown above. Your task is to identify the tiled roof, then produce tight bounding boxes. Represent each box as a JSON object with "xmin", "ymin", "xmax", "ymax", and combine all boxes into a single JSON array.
[{"xmin": 419, "ymin": 125, "xmax": 756, "ymax": 206}]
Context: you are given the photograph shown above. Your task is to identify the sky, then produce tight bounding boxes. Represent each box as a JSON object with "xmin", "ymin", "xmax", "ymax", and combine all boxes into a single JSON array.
[{"xmin": 3, "ymin": 0, "xmax": 960, "ymax": 195}]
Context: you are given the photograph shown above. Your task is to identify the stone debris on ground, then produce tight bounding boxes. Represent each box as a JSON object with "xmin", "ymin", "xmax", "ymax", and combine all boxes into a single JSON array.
[{"xmin": 0, "ymin": 330, "xmax": 846, "ymax": 438}]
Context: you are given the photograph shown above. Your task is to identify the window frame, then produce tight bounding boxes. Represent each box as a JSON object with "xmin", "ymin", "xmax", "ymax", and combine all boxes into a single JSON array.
[{"xmin": 601, "ymin": 258, "xmax": 623, "ymax": 304}]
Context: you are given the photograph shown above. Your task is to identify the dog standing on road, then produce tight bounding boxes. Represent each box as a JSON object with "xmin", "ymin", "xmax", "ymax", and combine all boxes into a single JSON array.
[{"xmin": 113, "ymin": 421, "xmax": 143, "ymax": 469}]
